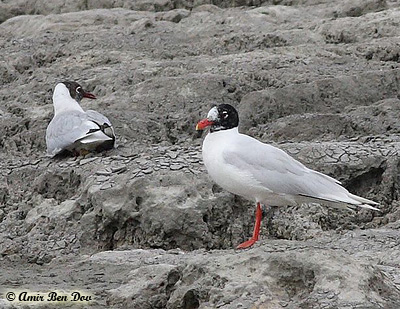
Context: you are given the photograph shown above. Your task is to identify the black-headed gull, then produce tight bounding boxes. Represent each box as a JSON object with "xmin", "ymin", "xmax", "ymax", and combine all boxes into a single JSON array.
[
  {"xmin": 196, "ymin": 104, "xmax": 379, "ymax": 249},
  {"xmin": 46, "ymin": 81, "xmax": 115, "ymax": 157}
]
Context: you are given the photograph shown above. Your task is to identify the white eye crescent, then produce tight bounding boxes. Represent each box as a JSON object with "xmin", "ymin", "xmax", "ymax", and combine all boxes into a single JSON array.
[{"xmin": 76, "ymin": 86, "xmax": 82, "ymax": 93}]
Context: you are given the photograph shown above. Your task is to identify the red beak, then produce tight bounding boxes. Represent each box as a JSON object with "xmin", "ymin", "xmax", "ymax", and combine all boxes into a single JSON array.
[
  {"xmin": 83, "ymin": 92, "xmax": 96, "ymax": 99},
  {"xmin": 196, "ymin": 119, "xmax": 214, "ymax": 130}
]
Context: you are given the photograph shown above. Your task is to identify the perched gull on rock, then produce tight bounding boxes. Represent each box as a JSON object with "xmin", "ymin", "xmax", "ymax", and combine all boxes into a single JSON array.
[
  {"xmin": 196, "ymin": 104, "xmax": 379, "ymax": 249},
  {"xmin": 46, "ymin": 81, "xmax": 115, "ymax": 157}
]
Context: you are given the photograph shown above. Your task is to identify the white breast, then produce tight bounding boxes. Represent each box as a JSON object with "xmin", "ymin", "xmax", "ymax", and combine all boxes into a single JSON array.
[
  {"xmin": 202, "ymin": 129, "xmax": 264, "ymax": 202},
  {"xmin": 202, "ymin": 128, "xmax": 301, "ymax": 206}
]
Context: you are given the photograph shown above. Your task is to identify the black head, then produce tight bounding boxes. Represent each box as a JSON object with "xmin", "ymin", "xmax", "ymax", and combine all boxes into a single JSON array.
[
  {"xmin": 196, "ymin": 104, "xmax": 239, "ymax": 132},
  {"xmin": 61, "ymin": 81, "xmax": 96, "ymax": 101}
]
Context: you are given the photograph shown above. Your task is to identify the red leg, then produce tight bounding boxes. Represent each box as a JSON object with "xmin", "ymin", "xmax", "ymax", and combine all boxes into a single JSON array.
[{"xmin": 237, "ymin": 202, "xmax": 262, "ymax": 249}]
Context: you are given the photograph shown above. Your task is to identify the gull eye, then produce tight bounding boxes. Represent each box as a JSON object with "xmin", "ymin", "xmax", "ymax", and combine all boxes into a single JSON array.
[
  {"xmin": 221, "ymin": 111, "xmax": 229, "ymax": 119},
  {"xmin": 76, "ymin": 86, "xmax": 82, "ymax": 93}
]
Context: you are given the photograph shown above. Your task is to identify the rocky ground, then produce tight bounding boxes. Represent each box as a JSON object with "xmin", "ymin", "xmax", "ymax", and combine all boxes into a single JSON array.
[{"xmin": 1, "ymin": 0, "xmax": 400, "ymax": 308}]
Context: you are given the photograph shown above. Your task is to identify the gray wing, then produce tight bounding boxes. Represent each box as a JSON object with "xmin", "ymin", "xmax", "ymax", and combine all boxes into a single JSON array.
[
  {"xmin": 86, "ymin": 110, "xmax": 112, "ymax": 127},
  {"xmin": 86, "ymin": 110, "xmax": 115, "ymax": 139},
  {"xmin": 46, "ymin": 110, "xmax": 99, "ymax": 156},
  {"xmin": 222, "ymin": 133, "xmax": 375, "ymax": 206}
]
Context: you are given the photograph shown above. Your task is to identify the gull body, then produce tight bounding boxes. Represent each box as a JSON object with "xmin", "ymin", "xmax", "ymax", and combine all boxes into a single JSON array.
[
  {"xmin": 46, "ymin": 82, "xmax": 115, "ymax": 157},
  {"xmin": 196, "ymin": 104, "xmax": 379, "ymax": 249}
]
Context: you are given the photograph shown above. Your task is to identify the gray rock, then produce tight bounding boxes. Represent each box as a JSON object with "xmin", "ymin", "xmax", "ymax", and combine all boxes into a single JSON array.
[
  {"xmin": 1, "ymin": 0, "xmax": 400, "ymax": 308},
  {"xmin": 335, "ymin": 0, "xmax": 387, "ymax": 17}
]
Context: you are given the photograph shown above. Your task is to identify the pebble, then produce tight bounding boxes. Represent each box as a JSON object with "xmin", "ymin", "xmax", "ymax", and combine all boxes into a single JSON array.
[
  {"xmin": 97, "ymin": 175, "xmax": 109, "ymax": 183},
  {"xmin": 142, "ymin": 168, "xmax": 153, "ymax": 174},
  {"xmin": 153, "ymin": 156, "xmax": 165, "ymax": 160},
  {"xmin": 123, "ymin": 153, "xmax": 139, "ymax": 158},
  {"xmin": 131, "ymin": 171, "xmax": 144, "ymax": 178},
  {"xmin": 167, "ymin": 152, "xmax": 178, "ymax": 159},
  {"xmin": 96, "ymin": 170, "xmax": 112, "ymax": 176},
  {"xmin": 174, "ymin": 158, "xmax": 186, "ymax": 164},
  {"xmin": 79, "ymin": 157, "xmax": 98, "ymax": 165},
  {"xmin": 55, "ymin": 240, "xmax": 67, "ymax": 249},
  {"xmin": 136, "ymin": 158, "xmax": 148, "ymax": 165},
  {"xmin": 100, "ymin": 183, "xmax": 114, "ymax": 190},
  {"xmin": 111, "ymin": 166, "xmax": 127, "ymax": 173},
  {"xmin": 167, "ymin": 248, "xmax": 185, "ymax": 255},
  {"xmin": 110, "ymin": 155, "xmax": 125, "ymax": 160},
  {"xmin": 170, "ymin": 164, "xmax": 184, "ymax": 171}
]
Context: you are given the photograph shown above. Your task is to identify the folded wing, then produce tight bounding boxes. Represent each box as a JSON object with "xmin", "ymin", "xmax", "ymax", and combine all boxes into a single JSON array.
[
  {"xmin": 46, "ymin": 110, "xmax": 114, "ymax": 157},
  {"xmin": 86, "ymin": 110, "xmax": 115, "ymax": 140},
  {"xmin": 223, "ymin": 134, "xmax": 378, "ymax": 210}
]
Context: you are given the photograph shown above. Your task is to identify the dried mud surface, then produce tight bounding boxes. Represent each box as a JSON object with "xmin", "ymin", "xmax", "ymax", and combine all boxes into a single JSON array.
[{"xmin": 1, "ymin": 0, "xmax": 400, "ymax": 308}]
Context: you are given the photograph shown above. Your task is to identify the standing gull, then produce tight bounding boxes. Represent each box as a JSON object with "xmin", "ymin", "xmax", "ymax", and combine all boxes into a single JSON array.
[
  {"xmin": 196, "ymin": 104, "xmax": 379, "ymax": 249},
  {"xmin": 46, "ymin": 81, "xmax": 115, "ymax": 157}
]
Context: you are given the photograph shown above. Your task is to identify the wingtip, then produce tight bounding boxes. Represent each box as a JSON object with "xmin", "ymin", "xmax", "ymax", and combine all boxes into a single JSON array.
[{"xmin": 359, "ymin": 203, "xmax": 381, "ymax": 212}]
